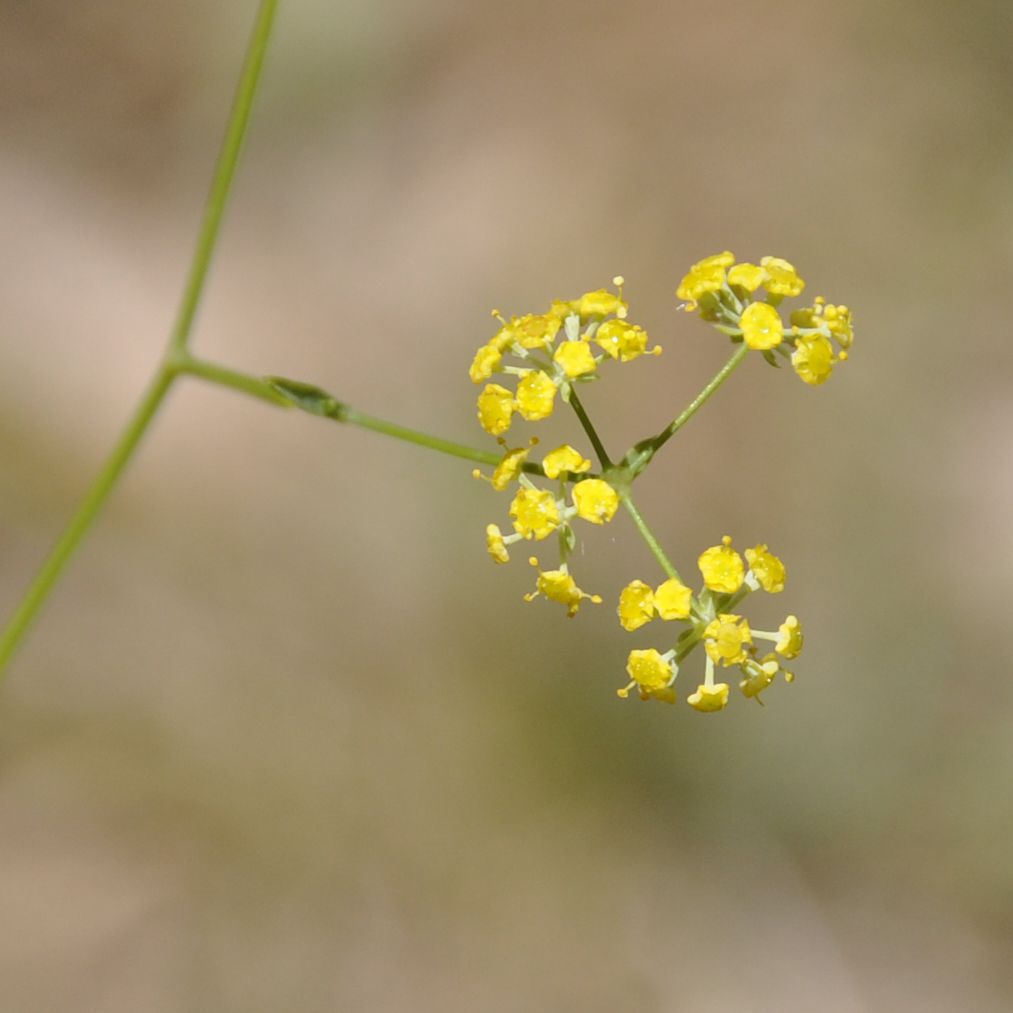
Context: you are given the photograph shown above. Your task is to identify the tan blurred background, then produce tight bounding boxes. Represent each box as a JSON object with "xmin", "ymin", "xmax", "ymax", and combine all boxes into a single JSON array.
[{"xmin": 2, "ymin": 1, "xmax": 1012, "ymax": 1010}]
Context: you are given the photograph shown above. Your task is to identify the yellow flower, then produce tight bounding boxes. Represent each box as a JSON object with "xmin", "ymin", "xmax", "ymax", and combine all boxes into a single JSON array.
[
  {"xmin": 593, "ymin": 320, "xmax": 661, "ymax": 362},
  {"xmin": 791, "ymin": 334, "xmax": 835, "ymax": 385},
  {"xmin": 524, "ymin": 557, "xmax": 601, "ymax": 618},
  {"xmin": 704, "ymin": 614, "xmax": 753, "ymax": 666},
  {"xmin": 487, "ymin": 446, "xmax": 528, "ymax": 491},
  {"xmin": 698, "ymin": 535, "xmax": 745, "ymax": 594},
  {"xmin": 572, "ymin": 478, "xmax": 619, "ymax": 525},
  {"xmin": 775, "ymin": 615, "xmax": 803, "ymax": 659},
  {"xmin": 739, "ymin": 302, "xmax": 784, "ymax": 351},
  {"xmin": 469, "ymin": 343, "xmax": 503, "ymax": 384},
  {"xmin": 760, "ymin": 256, "xmax": 805, "ymax": 297},
  {"xmin": 477, "ymin": 383, "xmax": 515, "ymax": 435},
  {"xmin": 618, "ymin": 580, "xmax": 655, "ymax": 631},
  {"xmin": 676, "ymin": 251, "xmax": 735, "ymax": 307},
  {"xmin": 745, "ymin": 544, "xmax": 786, "ymax": 593},
  {"xmin": 487, "ymin": 321, "xmax": 517, "ymax": 353},
  {"xmin": 485, "ymin": 523, "xmax": 511, "ymax": 564},
  {"xmin": 513, "ymin": 313, "xmax": 562, "ymax": 350},
  {"xmin": 577, "ymin": 288, "xmax": 627, "ymax": 321},
  {"xmin": 822, "ymin": 303, "xmax": 854, "ymax": 349},
  {"xmin": 553, "ymin": 340, "xmax": 598, "ymax": 379},
  {"xmin": 739, "ymin": 656, "xmax": 779, "ymax": 698},
  {"xmin": 515, "ymin": 370, "xmax": 558, "ymax": 421},
  {"xmin": 687, "ymin": 683, "xmax": 730, "ymax": 712},
  {"xmin": 654, "ymin": 577, "xmax": 692, "ymax": 620},
  {"xmin": 509, "ymin": 487, "xmax": 560, "ymax": 540},
  {"xmin": 727, "ymin": 263, "xmax": 768, "ymax": 292},
  {"xmin": 548, "ymin": 298, "xmax": 578, "ymax": 320},
  {"xmin": 618, "ymin": 648, "xmax": 677, "ymax": 703},
  {"xmin": 541, "ymin": 444, "xmax": 591, "ymax": 480}
]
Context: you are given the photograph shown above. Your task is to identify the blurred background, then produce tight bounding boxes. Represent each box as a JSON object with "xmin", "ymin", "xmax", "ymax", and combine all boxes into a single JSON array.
[{"xmin": 2, "ymin": 1, "xmax": 1012, "ymax": 1009}]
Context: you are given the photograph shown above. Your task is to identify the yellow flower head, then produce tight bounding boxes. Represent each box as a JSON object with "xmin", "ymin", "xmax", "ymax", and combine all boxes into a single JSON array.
[
  {"xmin": 515, "ymin": 370, "xmax": 558, "ymax": 421},
  {"xmin": 485, "ymin": 523, "xmax": 510, "ymax": 564},
  {"xmin": 485, "ymin": 444, "xmax": 529, "ymax": 491},
  {"xmin": 687, "ymin": 683, "xmax": 730, "ymax": 713},
  {"xmin": 593, "ymin": 320, "xmax": 661, "ymax": 362},
  {"xmin": 776, "ymin": 615, "xmax": 803, "ymax": 659},
  {"xmin": 509, "ymin": 487, "xmax": 560, "ymax": 540},
  {"xmin": 698, "ymin": 536, "xmax": 745, "ymax": 594},
  {"xmin": 822, "ymin": 303, "xmax": 854, "ymax": 349},
  {"xmin": 487, "ymin": 320, "xmax": 518, "ymax": 353},
  {"xmin": 760, "ymin": 256, "xmax": 805, "ymax": 297},
  {"xmin": 577, "ymin": 286, "xmax": 627, "ymax": 321},
  {"xmin": 745, "ymin": 544, "xmax": 786, "ymax": 593},
  {"xmin": 739, "ymin": 656, "xmax": 779, "ymax": 699},
  {"xmin": 548, "ymin": 298, "xmax": 579, "ymax": 320},
  {"xmin": 618, "ymin": 580, "xmax": 655, "ymax": 632},
  {"xmin": 553, "ymin": 340, "xmax": 598, "ymax": 379},
  {"xmin": 704, "ymin": 614, "xmax": 753, "ymax": 666},
  {"xmin": 542, "ymin": 444, "xmax": 592, "ymax": 480},
  {"xmin": 739, "ymin": 302, "xmax": 785, "ymax": 351},
  {"xmin": 654, "ymin": 577, "xmax": 692, "ymax": 620},
  {"xmin": 513, "ymin": 313, "xmax": 562, "ymax": 350},
  {"xmin": 572, "ymin": 478, "xmax": 619, "ymax": 525},
  {"xmin": 477, "ymin": 383, "xmax": 516, "ymax": 435},
  {"xmin": 791, "ymin": 334, "xmax": 835, "ymax": 386},
  {"xmin": 676, "ymin": 251, "xmax": 735, "ymax": 308},
  {"xmin": 727, "ymin": 262, "xmax": 768, "ymax": 293},
  {"xmin": 524, "ymin": 557, "xmax": 601, "ymax": 618},
  {"xmin": 469, "ymin": 343, "xmax": 503, "ymax": 384},
  {"xmin": 618, "ymin": 648, "xmax": 677, "ymax": 703}
]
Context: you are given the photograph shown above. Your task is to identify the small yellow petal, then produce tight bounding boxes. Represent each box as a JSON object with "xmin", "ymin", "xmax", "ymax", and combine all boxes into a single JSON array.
[
  {"xmin": 509, "ymin": 488, "xmax": 560, "ymax": 540},
  {"xmin": 654, "ymin": 578, "xmax": 692, "ymax": 620},
  {"xmin": 744, "ymin": 544, "xmax": 786, "ymax": 593},
  {"xmin": 541, "ymin": 444, "xmax": 591, "ymax": 480},
  {"xmin": 698, "ymin": 536, "xmax": 745, "ymax": 594},
  {"xmin": 477, "ymin": 384, "xmax": 515, "ymax": 435},
  {"xmin": 740, "ymin": 302, "xmax": 784, "ymax": 351},
  {"xmin": 553, "ymin": 341, "xmax": 598, "ymax": 379},
  {"xmin": 760, "ymin": 256, "xmax": 805, "ymax": 297},
  {"xmin": 515, "ymin": 370, "xmax": 558, "ymax": 421},
  {"xmin": 485, "ymin": 523, "xmax": 510, "ymax": 564},
  {"xmin": 572, "ymin": 479, "xmax": 619, "ymax": 525},
  {"xmin": 618, "ymin": 580, "xmax": 655, "ymax": 631},
  {"xmin": 687, "ymin": 683, "xmax": 730, "ymax": 712}
]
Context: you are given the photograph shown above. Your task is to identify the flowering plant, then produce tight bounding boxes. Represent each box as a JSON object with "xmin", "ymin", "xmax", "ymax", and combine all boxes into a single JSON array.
[
  {"xmin": 467, "ymin": 255, "xmax": 851, "ymax": 711},
  {"xmin": 0, "ymin": 3, "xmax": 853, "ymax": 715}
]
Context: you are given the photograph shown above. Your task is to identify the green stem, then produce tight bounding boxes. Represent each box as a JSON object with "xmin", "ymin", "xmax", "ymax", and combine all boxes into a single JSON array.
[
  {"xmin": 620, "ymin": 492, "xmax": 682, "ymax": 583},
  {"xmin": 337, "ymin": 406, "xmax": 527, "ymax": 471},
  {"xmin": 567, "ymin": 385, "xmax": 612, "ymax": 469},
  {"xmin": 0, "ymin": 2, "xmax": 278, "ymax": 680},
  {"xmin": 0, "ymin": 371, "xmax": 174, "ymax": 675},
  {"xmin": 168, "ymin": 0, "xmax": 278, "ymax": 355},
  {"xmin": 176, "ymin": 355, "xmax": 292, "ymax": 406},
  {"xmin": 626, "ymin": 344, "xmax": 749, "ymax": 475}
]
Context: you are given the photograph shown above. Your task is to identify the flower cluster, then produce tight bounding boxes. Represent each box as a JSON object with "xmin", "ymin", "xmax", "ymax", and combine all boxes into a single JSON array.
[
  {"xmin": 471, "ymin": 279, "xmax": 666, "ymax": 617},
  {"xmin": 470, "ymin": 277, "xmax": 661, "ymax": 437},
  {"xmin": 676, "ymin": 252, "xmax": 853, "ymax": 386},
  {"xmin": 477, "ymin": 437, "xmax": 619, "ymax": 616},
  {"xmin": 469, "ymin": 255, "xmax": 848, "ymax": 714},
  {"xmin": 616, "ymin": 537, "xmax": 801, "ymax": 711}
]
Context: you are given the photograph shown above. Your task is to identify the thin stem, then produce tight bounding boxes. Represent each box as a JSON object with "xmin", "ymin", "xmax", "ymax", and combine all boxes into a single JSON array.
[
  {"xmin": 0, "ymin": 3, "xmax": 278, "ymax": 679},
  {"xmin": 620, "ymin": 492, "xmax": 682, "ymax": 583},
  {"xmin": 167, "ymin": 0, "xmax": 278, "ymax": 356},
  {"xmin": 627, "ymin": 344, "xmax": 749, "ymax": 475},
  {"xmin": 338, "ymin": 406, "xmax": 523, "ymax": 470},
  {"xmin": 0, "ymin": 372, "xmax": 174, "ymax": 676},
  {"xmin": 176, "ymin": 355, "xmax": 292, "ymax": 406},
  {"xmin": 567, "ymin": 386, "xmax": 612, "ymax": 469}
]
